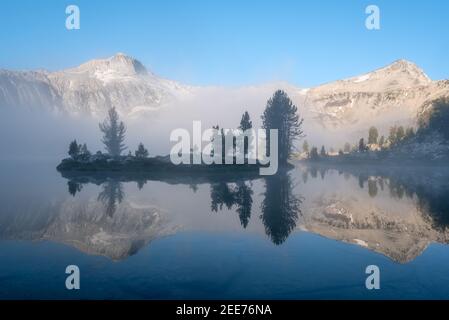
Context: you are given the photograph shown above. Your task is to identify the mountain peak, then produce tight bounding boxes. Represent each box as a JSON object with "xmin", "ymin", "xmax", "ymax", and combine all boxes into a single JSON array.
[
  {"xmin": 386, "ymin": 59, "xmax": 423, "ymax": 72},
  {"xmin": 314, "ymin": 59, "xmax": 432, "ymax": 92},
  {"xmin": 376, "ymin": 59, "xmax": 431, "ymax": 84},
  {"xmin": 68, "ymin": 53, "xmax": 148, "ymax": 78},
  {"xmin": 390, "ymin": 59, "xmax": 418, "ymax": 68},
  {"xmin": 109, "ymin": 53, "xmax": 148, "ymax": 75}
]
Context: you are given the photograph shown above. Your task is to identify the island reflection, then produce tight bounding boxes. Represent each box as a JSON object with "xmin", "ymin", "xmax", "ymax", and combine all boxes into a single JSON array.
[
  {"xmin": 1, "ymin": 165, "xmax": 449, "ymax": 263},
  {"xmin": 66, "ymin": 170, "xmax": 302, "ymax": 247}
]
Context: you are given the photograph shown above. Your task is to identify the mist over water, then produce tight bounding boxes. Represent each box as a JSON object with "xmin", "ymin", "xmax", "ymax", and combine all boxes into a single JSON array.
[
  {"xmin": 0, "ymin": 108, "xmax": 99, "ymax": 159},
  {"xmin": 0, "ymin": 86, "xmax": 278, "ymax": 158},
  {"xmin": 0, "ymin": 81, "xmax": 347, "ymax": 161}
]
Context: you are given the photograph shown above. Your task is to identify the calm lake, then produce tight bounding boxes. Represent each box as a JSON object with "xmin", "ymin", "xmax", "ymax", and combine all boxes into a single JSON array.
[{"xmin": 1, "ymin": 159, "xmax": 449, "ymax": 299}]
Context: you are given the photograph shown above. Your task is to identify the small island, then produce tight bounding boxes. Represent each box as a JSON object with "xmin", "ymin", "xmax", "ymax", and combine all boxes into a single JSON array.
[
  {"xmin": 56, "ymin": 108, "xmax": 264, "ymax": 180},
  {"xmin": 57, "ymin": 90, "xmax": 303, "ymax": 180},
  {"xmin": 57, "ymin": 153, "xmax": 265, "ymax": 182}
]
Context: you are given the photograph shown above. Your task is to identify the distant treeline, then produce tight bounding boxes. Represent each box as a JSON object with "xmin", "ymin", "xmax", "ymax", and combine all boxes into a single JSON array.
[{"xmin": 302, "ymin": 96, "xmax": 449, "ymax": 160}]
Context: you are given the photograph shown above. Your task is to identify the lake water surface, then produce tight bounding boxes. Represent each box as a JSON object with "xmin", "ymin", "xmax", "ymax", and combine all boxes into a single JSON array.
[{"xmin": 1, "ymin": 159, "xmax": 449, "ymax": 299}]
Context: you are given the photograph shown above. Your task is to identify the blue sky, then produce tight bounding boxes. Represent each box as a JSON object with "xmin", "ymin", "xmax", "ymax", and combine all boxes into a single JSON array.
[{"xmin": 0, "ymin": 0, "xmax": 448, "ymax": 87}]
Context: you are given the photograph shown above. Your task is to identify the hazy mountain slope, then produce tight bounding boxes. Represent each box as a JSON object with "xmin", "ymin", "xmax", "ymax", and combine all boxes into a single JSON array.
[
  {"xmin": 1, "ymin": 55, "xmax": 449, "ymax": 149},
  {"xmin": 0, "ymin": 70, "xmax": 62, "ymax": 112},
  {"xmin": 299, "ymin": 60, "xmax": 449, "ymax": 144},
  {"xmin": 0, "ymin": 53, "xmax": 192, "ymax": 117}
]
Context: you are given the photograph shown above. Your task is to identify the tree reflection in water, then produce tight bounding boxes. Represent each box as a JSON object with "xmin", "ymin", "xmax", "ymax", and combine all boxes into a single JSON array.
[
  {"xmin": 260, "ymin": 173, "xmax": 302, "ymax": 245},
  {"xmin": 210, "ymin": 180, "xmax": 254, "ymax": 229},
  {"xmin": 97, "ymin": 180, "xmax": 125, "ymax": 217},
  {"xmin": 68, "ymin": 180, "xmax": 83, "ymax": 197},
  {"xmin": 210, "ymin": 172, "xmax": 302, "ymax": 244},
  {"xmin": 65, "ymin": 171, "xmax": 303, "ymax": 244}
]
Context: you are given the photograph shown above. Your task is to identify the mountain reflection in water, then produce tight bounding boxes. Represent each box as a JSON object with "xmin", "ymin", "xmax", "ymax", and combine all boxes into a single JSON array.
[
  {"xmin": 299, "ymin": 164, "xmax": 449, "ymax": 263},
  {"xmin": 1, "ymin": 162, "xmax": 449, "ymax": 264}
]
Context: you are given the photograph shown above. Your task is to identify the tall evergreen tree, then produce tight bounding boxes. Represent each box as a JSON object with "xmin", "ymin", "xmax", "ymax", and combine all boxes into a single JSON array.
[
  {"xmin": 99, "ymin": 107, "xmax": 127, "ymax": 157},
  {"xmin": 420, "ymin": 97, "xmax": 449, "ymax": 139},
  {"xmin": 309, "ymin": 146, "xmax": 319, "ymax": 160},
  {"xmin": 368, "ymin": 126, "xmax": 379, "ymax": 144},
  {"xmin": 135, "ymin": 143, "xmax": 149, "ymax": 158},
  {"xmin": 239, "ymin": 111, "xmax": 253, "ymax": 161},
  {"xmin": 359, "ymin": 138, "xmax": 366, "ymax": 152},
  {"xmin": 68, "ymin": 140, "xmax": 80, "ymax": 159},
  {"xmin": 396, "ymin": 126, "xmax": 405, "ymax": 142},
  {"xmin": 302, "ymin": 140, "xmax": 309, "ymax": 155},
  {"xmin": 379, "ymin": 135, "xmax": 385, "ymax": 146},
  {"xmin": 239, "ymin": 111, "xmax": 252, "ymax": 131},
  {"xmin": 320, "ymin": 145, "xmax": 327, "ymax": 157},
  {"xmin": 78, "ymin": 143, "xmax": 91, "ymax": 160},
  {"xmin": 80, "ymin": 143, "xmax": 90, "ymax": 155},
  {"xmin": 261, "ymin": 90, "xmax": 304, "ymax": 165},
  {"xmin": 389, "ymin": 126, "xmax": 398, "ymax": 145}
]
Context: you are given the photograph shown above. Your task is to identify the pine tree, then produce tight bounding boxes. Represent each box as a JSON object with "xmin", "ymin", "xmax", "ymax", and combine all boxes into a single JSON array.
[
  {"xmin": 68, "ymin": 140, "xmax": 80, "ymax": 159},
  {"xmin": 261, "ymin": 90, "xmax": 304, "ymax": 165},
  {"xmin": 359, "ymin": 138, "xmax": 366, "ymax": 152},
  {"xmin": 396, "ymin": 126, "xmax": 405, "ymax": 142},
  {"xmin": 389, "ymin": 126, "xmax": 398, "ymax": 145},
  {"xmin": 78, "ymin": 143, "xmax": 91, "ymax": 160},
  {"xmin": 239, "ymin": 111, "xmax": 252, "ymax": 131},
  {"xmin": 302, "ymin": 140, "xmax": 309, "ymax": 155},
  {"xmin": 368, "ymin": 126, "xmax": 379, "ymax": 144},
  {"xmin": 99, "ymin": 107, "xmax": 127, "ymax": 157},
  {"xmin": 320, "ymin": 145, "xmax": 327, "ymax": 157},
  {"xmin": 309, "ymin": 146, "xmax": 319, "ymax": 160},
  {"xmin": 379, "ymin": 135, "xmax": 385, "ymax": 146},
  {"xmin": 420, "ymin": 97, "xmax": 449, "ymax": 139},
  {"xmin": 80, "ymin": 143, "xmax": 90, "ymax": 155},
  {"xmin": 135, "ymin": 143, "xmax": 149, "ymax": 158},
  {"xmin": 239, "ymin": 111, "xmax": 253, "ymax": 161}
]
